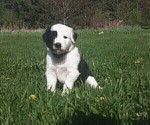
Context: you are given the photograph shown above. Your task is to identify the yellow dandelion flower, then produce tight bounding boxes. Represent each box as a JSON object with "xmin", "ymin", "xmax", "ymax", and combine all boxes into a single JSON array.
[
  {"xmin": 134, "ymin": 60, "xmax": 141, "ymax": 64},
  {"xmin": 97, "ymin": 96, "xmax": 106, "ymax": 102},
  {"xmin": 99, "ymin": 96, "xmax": 105, "ymax": 101},
  {"xmin": 134, "ymin": 58, "xmax": 143, "ymax": 64},
  {"xmin": 29, "ymin": 94, "xmax": 37, "ymax": 100}
]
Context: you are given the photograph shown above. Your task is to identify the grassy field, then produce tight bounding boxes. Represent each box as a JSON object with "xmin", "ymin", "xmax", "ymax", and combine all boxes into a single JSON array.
[{"xmin": 0, "ymin": 27, "xmax": 150, "ymax": 125}]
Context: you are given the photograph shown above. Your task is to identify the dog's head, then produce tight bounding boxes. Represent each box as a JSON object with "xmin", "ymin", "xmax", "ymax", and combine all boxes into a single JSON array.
[{"xmin": 43, "ymin": 24, "xmax": 77, "ymax": 57}]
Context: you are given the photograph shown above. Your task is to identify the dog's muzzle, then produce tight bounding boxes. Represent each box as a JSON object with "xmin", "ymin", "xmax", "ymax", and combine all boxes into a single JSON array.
[
  {"xmin": 52, "ymin": 41, "xmax": 75, "ymax": 57},
  {"xmin": 52, "ymin": 42, "xmax": 67, "ymax": 56},
  {"xmin": 54, "ymin": 42, "xmax": 61, "ymax": 49}
]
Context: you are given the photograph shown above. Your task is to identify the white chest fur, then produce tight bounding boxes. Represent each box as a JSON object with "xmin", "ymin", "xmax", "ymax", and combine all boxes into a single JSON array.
[
  {"xmin": 46, "ymin": 47, "xmax": 80, "ymax": 85},
  {"xmin": 56, "ymin": 65, "xmax": 68, "ymax": 84}
]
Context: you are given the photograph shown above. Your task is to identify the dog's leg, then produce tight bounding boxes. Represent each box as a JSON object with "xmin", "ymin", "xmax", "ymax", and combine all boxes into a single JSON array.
[
  {"xmin": 46, "ymin": 69, "xmax": 57, "ymax": 92},
  {"xmin": 86, "ymin": 76, "xmax": 103, "ymax": 89},
  {"xmin": 85, "ymin": 76, "xmax": 98, "ymax": 88},
  {"xmin": 62, "ymin": 69, "xmax": 80, "ymax": 94}
]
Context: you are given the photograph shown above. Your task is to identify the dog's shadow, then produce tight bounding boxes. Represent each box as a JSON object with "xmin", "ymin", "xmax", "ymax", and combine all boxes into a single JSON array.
[
  {"xmin": 59, "ymin": 110, "xmax": 118, "ymax": 125},
  {"xmin": 59, "ymin": 110, "xmax": 150, "ymax": 125}
]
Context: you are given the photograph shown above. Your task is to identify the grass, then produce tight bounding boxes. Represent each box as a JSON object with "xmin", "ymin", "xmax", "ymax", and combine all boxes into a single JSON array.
[{"xmin": 0, "ymin": 27, "xmax": 150, "ymax": 125}]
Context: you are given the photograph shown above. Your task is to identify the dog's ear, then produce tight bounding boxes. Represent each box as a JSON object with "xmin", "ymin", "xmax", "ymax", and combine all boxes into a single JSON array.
[
  {"xmin": 73, "ymin": 32, "xmax": 77, "ymax": 41},
  {"xmin": 42, "ymin": 26, "xmax": 51, "ymax": 42},
  {"xmin": 71, "ymin": 32, "xmax": 77, "ymax": 43}
]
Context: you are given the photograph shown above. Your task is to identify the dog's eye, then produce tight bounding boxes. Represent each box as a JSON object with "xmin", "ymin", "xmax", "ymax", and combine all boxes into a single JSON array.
[{"xmin": 63, "ymin": 36, "xmax": 68, "ymax": 39}]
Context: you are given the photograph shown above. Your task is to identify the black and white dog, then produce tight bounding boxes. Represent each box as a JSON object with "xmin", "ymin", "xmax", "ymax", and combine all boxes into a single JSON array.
[{"xmin": 43, "ymin": 24, "xmax": 98, "ymax": 93}]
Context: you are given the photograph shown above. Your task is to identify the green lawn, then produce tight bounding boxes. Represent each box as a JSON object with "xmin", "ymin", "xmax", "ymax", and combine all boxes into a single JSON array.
[{"xmin": 0, "ymin": 27, "xmax": 150, "ymax": 125}]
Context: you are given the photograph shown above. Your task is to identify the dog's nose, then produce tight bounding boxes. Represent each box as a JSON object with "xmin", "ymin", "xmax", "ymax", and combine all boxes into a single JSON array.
[{"xmin": 54, "ymin": 43, "xmax": 61, "ymax": 49}]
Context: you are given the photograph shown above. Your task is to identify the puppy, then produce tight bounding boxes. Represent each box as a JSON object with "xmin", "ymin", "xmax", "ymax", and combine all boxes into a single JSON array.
[{"xmin": 43, "ymin": 24, "xmax": 98, "ymax": 93}]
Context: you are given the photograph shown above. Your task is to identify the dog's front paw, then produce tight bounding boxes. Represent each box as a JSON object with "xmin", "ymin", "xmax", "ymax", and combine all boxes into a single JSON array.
[
  {"xmin": 62, "ymin": 84, "xmax": 68, "ymax": 94},
  {"xmin": 47, "ymin": 83, "xmax": 56, "ymax": 93}
]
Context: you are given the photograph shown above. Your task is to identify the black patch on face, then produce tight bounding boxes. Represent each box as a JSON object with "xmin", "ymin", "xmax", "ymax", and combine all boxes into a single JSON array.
[
  {"xmin": 43, "ymin": 26, "xmax": 57, "ymax": 50},
  {"xmin": 78, "ymin": 57, "xmax": 93, "ymax": 82}
]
